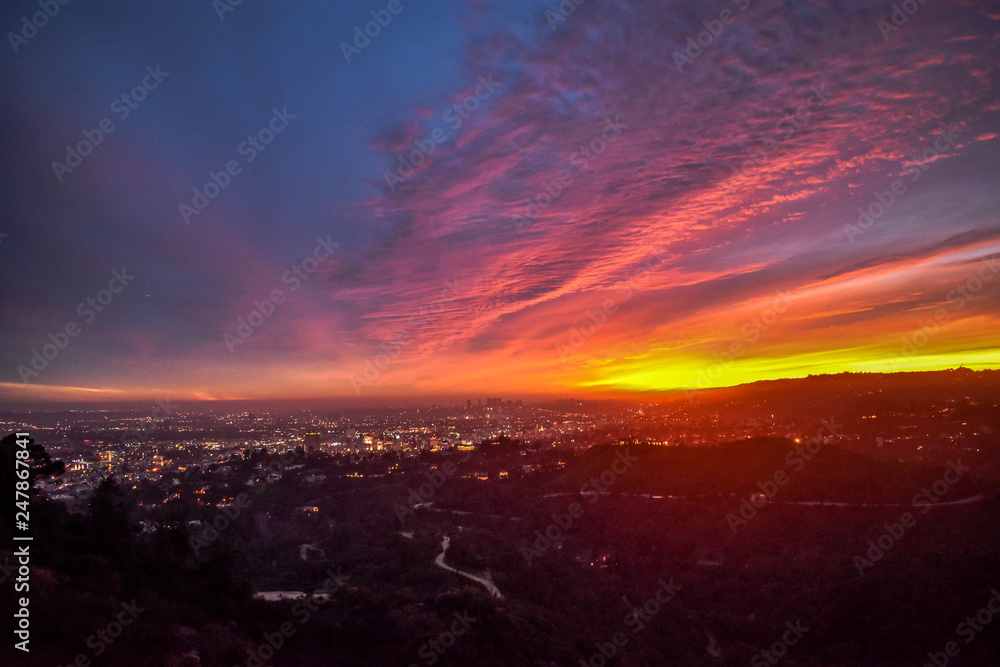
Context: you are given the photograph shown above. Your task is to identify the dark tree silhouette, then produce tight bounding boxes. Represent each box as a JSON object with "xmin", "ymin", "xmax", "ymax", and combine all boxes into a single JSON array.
[
  {"xmin": 88, "ymin": 476, "xmax": 134, "ymax": 560},
  {"xmin": 0, "ymin": 432, "xmax": 64, "ymax": 531}
]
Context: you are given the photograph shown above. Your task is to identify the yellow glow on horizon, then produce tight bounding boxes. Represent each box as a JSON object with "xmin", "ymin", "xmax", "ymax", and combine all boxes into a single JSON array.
[{"xmin": 579, "ymin": 348, "xmax": 1000, "ymax": 393}]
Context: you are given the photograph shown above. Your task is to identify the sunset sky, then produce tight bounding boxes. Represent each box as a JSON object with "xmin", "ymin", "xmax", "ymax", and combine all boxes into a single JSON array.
[{"xmin": 1, "ymin": 0, "xmax": 998, "ymax": 405}]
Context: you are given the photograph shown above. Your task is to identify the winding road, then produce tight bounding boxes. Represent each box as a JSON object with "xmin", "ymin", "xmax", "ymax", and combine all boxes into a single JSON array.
[{"xmin": 434, "ymin": 536, "xmax": 503, "ymax": 599}]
